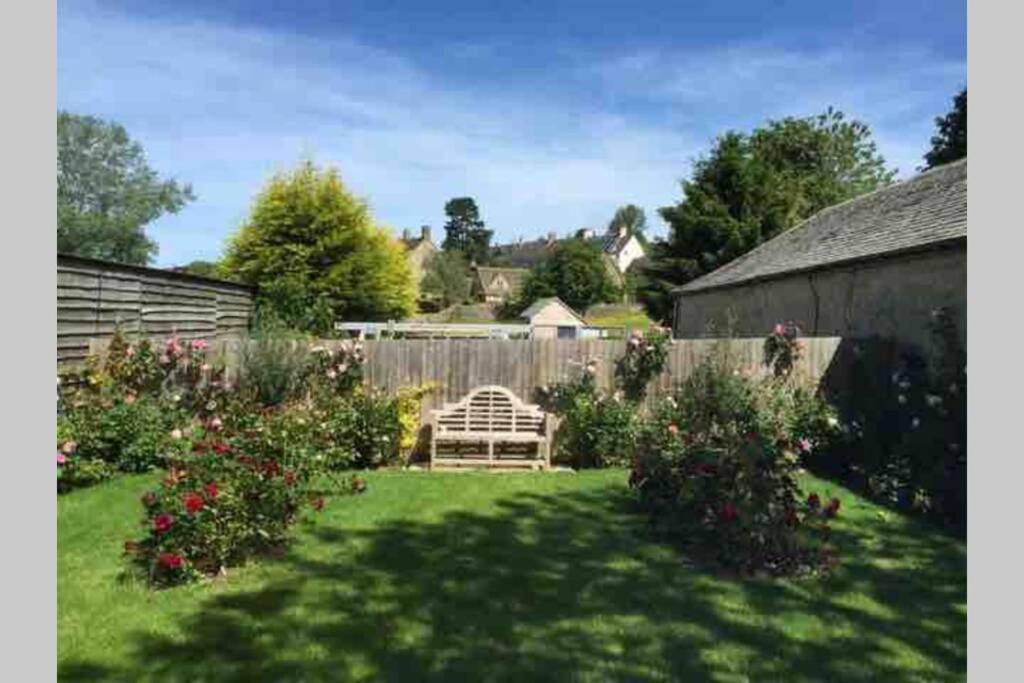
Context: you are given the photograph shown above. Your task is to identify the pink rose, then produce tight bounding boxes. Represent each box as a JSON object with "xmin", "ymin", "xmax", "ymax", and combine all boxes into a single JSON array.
[
  {"xmin": 192, "ymin": 339, "xmax": 208, "ymax": 351},
  {"xmin": 209, "ymin": 417, "xmax": 223, "ymax": 431},
  {"xmin": 773, "ymin": 323, "xmax": 784, "ymax": 336},
  {"xmin": 57, "ymin": 452, "xmax": 67, "ymax": 466}
]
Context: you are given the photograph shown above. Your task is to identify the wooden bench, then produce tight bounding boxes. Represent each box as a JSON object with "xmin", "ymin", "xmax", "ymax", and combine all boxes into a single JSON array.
[{"xmin": 429, "ymin": 385, "xmax": 553, "ymax": 470}]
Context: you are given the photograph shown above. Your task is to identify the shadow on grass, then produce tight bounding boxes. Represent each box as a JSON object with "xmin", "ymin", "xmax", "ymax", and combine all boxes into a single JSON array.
[{"xmin": 60, "ymin": 482, "xmax": 965, "ymax": 682}]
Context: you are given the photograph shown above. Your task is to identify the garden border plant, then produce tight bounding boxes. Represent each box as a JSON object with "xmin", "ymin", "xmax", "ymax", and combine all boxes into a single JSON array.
[{"xmin": 630, "ymin": 336, "xmax": 842, "ymax": 576}]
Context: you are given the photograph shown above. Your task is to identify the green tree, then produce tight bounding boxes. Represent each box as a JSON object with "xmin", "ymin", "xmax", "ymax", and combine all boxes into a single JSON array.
[
  {"xmin": 57, "ymin": 111, "xmax": 195, "ymax": 264},
  {"xmin": 519, "ymin": 240, "xmax": 620, "ymax": 313},
  {"xmin": 640, "ymin": 108, "xmax": 895, "ymax": 322},
  {"xmin": 441, "ymin": 197, "xmax": 493, "ymax": 264},
  {"xmin": 923, "ymin": 88, "xmax": 967, "ymax": 169},
  {"xmin": 222, "ymin": 161, "xmax": 416, "ymax": 333},
  {"xmin": 421, "ymin": 250, "xmax": 472, "ymax": 309},
  {"xmin": 178, "ymin": 260, "xmax": 222, "ymax": 279},
  {"xmin": 608, "ymin": 204, "xmax": 648, "ymax": 238}
]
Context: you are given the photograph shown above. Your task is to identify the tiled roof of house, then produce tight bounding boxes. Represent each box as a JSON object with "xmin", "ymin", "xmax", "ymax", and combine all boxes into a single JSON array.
[
  {"xmin": 474, "ymin": 266, "xmax": 530, "ymax": 293},
  {"xmin": 490, "ymin": 238, "xmax": 558, "ymax": 268},
  {"xmin": 676, "ymin": 159, "xmax": 967, "ymax": 294}
]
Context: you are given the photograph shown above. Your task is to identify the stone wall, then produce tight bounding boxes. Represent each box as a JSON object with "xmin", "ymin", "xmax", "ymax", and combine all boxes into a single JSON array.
[{"xmin": 673, "ymin": 242, "xmax": 966, "ymax": 351}]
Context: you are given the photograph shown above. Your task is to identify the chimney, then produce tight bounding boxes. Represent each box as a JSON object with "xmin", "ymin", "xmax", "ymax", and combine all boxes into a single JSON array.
[
  {"xmin": 402, "ymin": 228, "xmax": 412, "ymax": 242},
  {"xmin": 420, "ymin": 225, "xmax": 432, "ymax": 243}
]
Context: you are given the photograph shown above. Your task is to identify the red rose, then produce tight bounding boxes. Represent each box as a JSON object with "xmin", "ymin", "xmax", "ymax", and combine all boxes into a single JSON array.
[
  {"xmin": 745, "ymin": 431, "xmax": 758, "ymax": 443},
  {"xmin": 825, "ymin": 497, "xmax": 841, "ymax": 517},
  {"xmin": 153, "ymin": 513, "xmax": 175, "ymax": 534},
  {"xmin": 284, "ymin": 471, "xmax": 297, "ymax": 486},
  {"xmin": 807, "ymin": 493, "xmax": 821, "ymax": 510},
  {"xmin": 311, "ymin": 497, "xmax": 325, "ymax": 512},
  {"xmin": 204, "ymin": 483, "xmax": 218, "ymax": 499},
  {"xmin": 263, "ymin": 459, "xmax": 281, "ymax": 477},
  {"xmin": 157, "ymin": 552, "xmax": 184, "ymax": 570},
  {"xmin": 141, "ymin": 492, "xmax": 157, "ymax": 507},
  {"xmin": 719, "ymin": 502, "xmax": 737, "ymax": 521},
  {"xmin": 212, "ymin": 442, "xmax": 232, "ymax": 455},
  {"xmin": 183, "ymin": 492, "xmax": 205, "ymax": 515},
  {"xmin": 784, "ymin": 509, "xmax": 798, "ymax": 527}
]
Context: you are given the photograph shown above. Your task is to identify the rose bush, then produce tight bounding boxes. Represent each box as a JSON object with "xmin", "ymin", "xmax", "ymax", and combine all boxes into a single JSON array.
[
  {"xmin": 125, "ymin": 435, "xmax": 367, "ymax": 587},
  {"xmin": 614, "ymin": 328, "xmax": 671, "ymax": 402},
  {"xmin": 630, "ymin": 346, "xmax": 840, "ymax": 575}
]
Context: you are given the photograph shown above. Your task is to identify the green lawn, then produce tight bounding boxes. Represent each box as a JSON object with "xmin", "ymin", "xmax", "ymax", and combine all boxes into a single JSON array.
[
  {"xmin": 59, "ymin": 470, "xmax": 965, "ymax": 682},
  {"xmin": 585, "ymin": 304, "xmax": 656, "ymax": 331}
]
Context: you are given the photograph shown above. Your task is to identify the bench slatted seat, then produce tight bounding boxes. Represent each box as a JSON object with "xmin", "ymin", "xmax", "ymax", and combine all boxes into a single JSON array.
[{"xmin": 430, "ymin": 385, "xmax": 552, "ymax": 470}]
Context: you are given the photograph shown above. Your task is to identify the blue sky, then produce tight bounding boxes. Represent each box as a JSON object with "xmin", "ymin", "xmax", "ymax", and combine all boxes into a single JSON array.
[{"xmin": 58, "ymin": 0, "xmax": 966, "ymax": 267}]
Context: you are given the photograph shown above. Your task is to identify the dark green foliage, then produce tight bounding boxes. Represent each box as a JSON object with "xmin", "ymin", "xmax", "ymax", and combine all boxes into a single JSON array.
[
  {"xmin": 812, "ymin": 309, "xmax": 966, "ymax": 528},
  {"xmin": 640, "ymin": 109, "xmax": 895, "ymax": 322},
  {"xmin": 178, "ymin": 260, "xmax": 223, "ymax": 279},
  {"xmin": 614, "ymin": 329, "xmax": 671, "ymax": 402},
  {"xmin": 421, "ymin": 250, "xmax": 472, "ymax": 308},
  {"xmin": 441, "ymin": 197, "xmax": 493, "ymax": 265},
  {"xmin": 536, "ymin": 362, "xmax": 638, "ymax": 469},
  {"xmin": 923, "ymin": 88, "xmax": 967, "ymax": 169},
  {"xmin": 608, "ymin": 204, "xmax": 648, "ymax": 238},
  {"xmin": 57, "ymin": 111, "xmax": 195, "ymax": 265},
  {"xmin": 631, "ymin": 348, "xmax": 840, "ymax": 574},
  {"xmin": 519, "ymin": 239, "xmax": 620, "ymax": 313},
  {"xmin": 60, "ymin": 397, "xmax": 182, "ymax": 474}
]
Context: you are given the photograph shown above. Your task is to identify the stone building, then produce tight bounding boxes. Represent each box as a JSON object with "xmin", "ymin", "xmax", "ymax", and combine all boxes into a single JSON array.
[
  {"xmin": 401, "ymin": 225, "xmax": 439, "ymax": 290},
  {"xmin": 672, "ymin": 159, "xmax": 967, "ymax": 351},
  {"xmin": 472, "ymin": 266, "xmax": 530, "ymax": 303}
]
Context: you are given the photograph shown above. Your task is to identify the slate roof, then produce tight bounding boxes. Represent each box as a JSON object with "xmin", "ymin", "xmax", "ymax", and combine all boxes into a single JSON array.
[
  {"xmin": 474, "ymin": 266, "xmax": 530, "ymax": 294},
  {"xmin": 676, "ymin": 159, "xmax": 967, "ymax": 294},
  {"xmin": 490, "ymin": 238, "xmax": 558, "ymax": 268},
  {"xmin": 491, "ymin": 228, "xmax": 642, "ymax": 268}
]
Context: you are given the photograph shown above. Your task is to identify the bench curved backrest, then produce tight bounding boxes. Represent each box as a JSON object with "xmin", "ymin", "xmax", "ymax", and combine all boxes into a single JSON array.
[{"xmin": 432, "ymin": 385, "xmax": 546, "ymax": 435}]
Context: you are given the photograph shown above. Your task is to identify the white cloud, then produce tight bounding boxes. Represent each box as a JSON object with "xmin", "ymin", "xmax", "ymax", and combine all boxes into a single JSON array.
[{"xmin": 58, "ymin": 4, "xmax": 964, "ymax": 266}]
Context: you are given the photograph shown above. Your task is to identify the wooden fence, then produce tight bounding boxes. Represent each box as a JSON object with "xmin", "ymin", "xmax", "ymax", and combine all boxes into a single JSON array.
[
  {"xmin": 80, "ymin": 335, "xmax": 844, "ymax": 419},
  {"xmin": 338, "ymin": 337, "xmax": 842, "ymax": 415},
  {"xmin": 58, "ymin": 254, "xmax": 255, "ymax": 367}
]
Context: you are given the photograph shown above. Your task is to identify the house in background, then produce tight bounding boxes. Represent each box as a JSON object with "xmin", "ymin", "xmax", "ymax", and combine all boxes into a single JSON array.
[
  {"xmin": 492, "ymin": 225, "xmax": 647, "ymax": 278},
  {"xmin": 672, "ymin": 159, "xmax": 967, "ymax": 351},
  {"xmin": 401, "ymin": 225, "xmax": 439, "ymax": 290},
  {"xmin": 472, "ymin": 266, "xmax": 530, "ymax": 304},
  {"xmin": 519, "ymin": 297, "xmax": 588, "ymax": 339},
  {"xmin": 578, "ymin": 225, "xmax": 646, "ymax": 274}
]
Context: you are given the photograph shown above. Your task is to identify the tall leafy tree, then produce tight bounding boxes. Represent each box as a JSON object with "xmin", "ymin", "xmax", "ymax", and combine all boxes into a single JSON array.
[
  {"xmin": 57, "ymin": 111, "xmax": 195, "ymax": 264},
  {"xmin": 178, "ymin": 260, "xmax": 223, "ymax": 279},
  {"xmin": 518, "ymin": 240, "xmax": 620, "ymax": 313},
  {"xmin": 640, "ymin": 108, "xmax": 895, "ymax": 322},
  {"xmin": 222, "ymin": 161, "xmax": 416, "ymax": 332},
  {"xmin": 421, "ymin": 250, "xmax": 472, "ymax": 309},
  {"xmin": 923, "ymin": 88, "xmax": 967, "ymax": 169},
  {"xmin": 608, "ymin": 204, "xmax": 648, "ymax": 237},
  {"xmin": 441, "ymin": 197, "xmax": 493, "ymax": 264}
]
